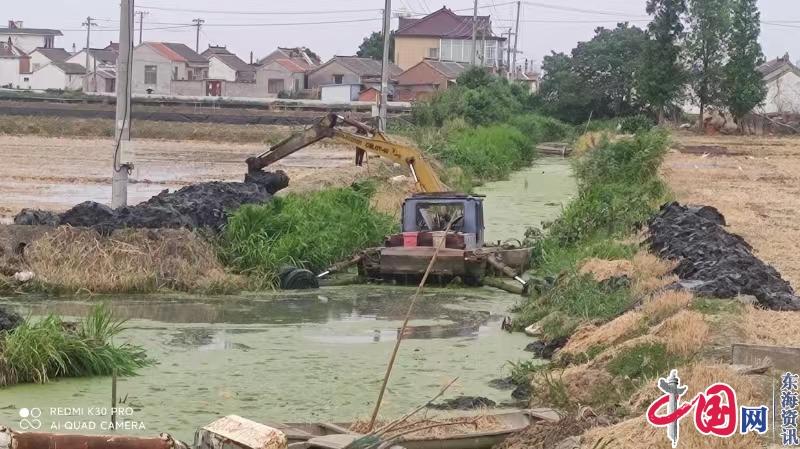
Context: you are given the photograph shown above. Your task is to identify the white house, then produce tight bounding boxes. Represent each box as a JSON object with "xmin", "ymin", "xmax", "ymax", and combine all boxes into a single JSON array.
[
  {"xmin": 28, "ymin": 61, "xmax": 84, "ymax": 90},
  {"xmin": 0, "ymin": 20, "xmax": 61, "ymax": 54},
  {"xmin": 257, "ymin": 59, "xmax": 306, "ymax": 96},
  {"xmin": 28, "ymin": 47, "xmax": 70, "ymax": 72},
  {"xmin": 68, "ymin": 48, "xmax": 118, "ymax": 70},
  {"xmin": 758, "ymin": 54, "xmax": 800, "ymax": 114},
  {"xmin": 132, "ymin": 42, "xmax": 209, "ymax": 95},
  {"xmin": 0, "ymin": 40, "xmax": 29, "ymax": 88},
  {"xmin": 208, "ymin": 53, "xmax": 256, "ymax": 82}
]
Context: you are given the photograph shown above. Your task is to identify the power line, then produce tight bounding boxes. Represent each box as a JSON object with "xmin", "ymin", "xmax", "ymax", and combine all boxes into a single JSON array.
[
  {"xmin": 138, "ymin": 5, "xmax": 384, "ymax": 15},
  {"xmin": 522, "ymin": 1, "xmax": 647, "ymax": 18}
]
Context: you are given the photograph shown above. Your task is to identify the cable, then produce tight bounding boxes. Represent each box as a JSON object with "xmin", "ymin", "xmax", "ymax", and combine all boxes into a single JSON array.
[
  {"xmin": 522, "ymin": 1, "xmax": 646, "ymax": 17},
  {"xmin": 138, "ymin": 5, "xmax": 384, "ymax": 15}
]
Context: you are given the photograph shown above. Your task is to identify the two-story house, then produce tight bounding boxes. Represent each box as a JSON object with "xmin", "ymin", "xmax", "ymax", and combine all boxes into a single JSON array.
[
  {"xmin": 393, "ymin": 8, "xmax": 506, "ymax": 71},
  {"xmin": 0, "ymin": 39, "xmax": 29, "ymax": 88},
  {"xmin": 132, "ymin": 42, "xmax": 209, "ymax": 95},
  {"xmin": 0, "ymin": 20, "xmax": 61, "ymax": 54}
]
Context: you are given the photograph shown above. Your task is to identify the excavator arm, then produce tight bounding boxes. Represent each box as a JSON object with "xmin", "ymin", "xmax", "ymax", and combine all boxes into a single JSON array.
[{"xmin": 246, "ymin": 113, "xmax": 448, "ymax": 193}]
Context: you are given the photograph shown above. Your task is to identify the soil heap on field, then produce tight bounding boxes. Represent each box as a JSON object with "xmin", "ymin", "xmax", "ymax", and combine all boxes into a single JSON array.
[
  {"xmin": 648, "ymin": 202, "xmax": 800, "ymax": 311},
  {"xmin": 14, "ymin": 171, "xmax": 289, "ymax": 232}
]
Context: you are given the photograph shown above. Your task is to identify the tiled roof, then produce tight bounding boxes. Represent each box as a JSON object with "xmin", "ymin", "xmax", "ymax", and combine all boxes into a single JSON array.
[
  {"xmin": 315, "ymin": 56, "xmax": 402, "ymax": 78},
  {"xmin": 53, "ymin": 61, "xmax": 87, "ymax": 74},
  {"xmin": 144, "ymin": 42, "xmax": 207, "ymax": 64},
  {"xmin": 0, "ymin": 27, "xmax": 62, "ymax": 36},
  {"xmin": 396, "ymin": 7, "xmax": 499, "ymax": 39},
  {"xmin": 33, "ymin": 47, "xmax": 71, "ymax": 62},
  {"xmin": 0, "ymin": 42, "xmax": 27, "ymax": 58},
  {"xmin": 275, "ymin": 58, "xmax": 307, "ymax": 73},
  {"xmin": 425, "ymin": 60, "xmax": 468, "ymax": 78},
  {"xmin": 201, "ymin": 46, "xmax": 233, "ymax": 58},
  {"xmin": 213, "ymin": 53, "xmax": 255, "ymax": 73},
  {"xmin": 88, "ymin": 48, "xmax": 118, "ymax": 65}
]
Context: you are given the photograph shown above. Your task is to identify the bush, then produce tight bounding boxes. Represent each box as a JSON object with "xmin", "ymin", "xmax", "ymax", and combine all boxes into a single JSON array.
[
  {"xmin": 1, "ymin": 304, "xmax": 150, "ymax": 386},
  {"xmin": 619, "ymin": 114, "xmax": 655, "ymax": 134},
  {"xmin": 437, "ymin": 125, "xmax": 531, "ymax": 181},
  {"xmin": 508, "ymin": 114, "xmax": 574, "ymax": 143},
  {"xmin": 222, "ymin": 186, "xmax": 395, "ymax": 283}
]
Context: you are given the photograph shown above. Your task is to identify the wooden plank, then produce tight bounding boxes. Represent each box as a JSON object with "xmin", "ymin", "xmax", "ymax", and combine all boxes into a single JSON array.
[{"xmin": 731, "ymin": 343, "xmax": 800, "ymax": 373}]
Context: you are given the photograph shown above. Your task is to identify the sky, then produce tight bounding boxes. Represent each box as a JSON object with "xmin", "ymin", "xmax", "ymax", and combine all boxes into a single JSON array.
[{"xmin": 5, "ymin": 0, "xmax": 800, "ymax": 68}]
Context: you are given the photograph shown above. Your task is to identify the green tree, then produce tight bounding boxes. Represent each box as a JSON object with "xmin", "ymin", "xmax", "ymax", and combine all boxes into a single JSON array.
[
  {"xmin": 356, "ymin": 31, "xmax": 395, "ymax": 62},
  {"xmin": 638, "ymin": 0, "xmax": 688, "ymax": 123},
  {"xmin": 686, "ymin": 0, "xmax": 731, "ymax": 130},
  {"xmin": 724, "ymin": 0, "xmax": 767, "ymax": 125}
]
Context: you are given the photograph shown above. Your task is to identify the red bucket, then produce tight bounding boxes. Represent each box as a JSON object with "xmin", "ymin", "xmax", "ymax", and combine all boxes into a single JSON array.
[{"xmin": 402, "ymin": 232, "xmax": 419, "ymax": 247}]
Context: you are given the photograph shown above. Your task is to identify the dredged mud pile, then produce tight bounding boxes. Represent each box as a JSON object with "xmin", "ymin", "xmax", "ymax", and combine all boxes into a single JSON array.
[
  {"xmin": 14, "ymin": 171, "xmax": 289, "ymax": 232},
  {"xmin": 648, "ymin": 202, "xmax": 800, "ymax": 311}
]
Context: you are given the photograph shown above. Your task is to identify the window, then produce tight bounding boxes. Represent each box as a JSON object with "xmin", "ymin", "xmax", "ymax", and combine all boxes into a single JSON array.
[
  {"xmin": 293, "ymin": 78, "xmax": 301, "ymax": 92},
  {"xmin": 440, "ymin": 39, "xmax": 474, "ymax": 63},
  {"xmin": 173, "ymin": 66, "xmax": 178, "ymax": 80},
  {"xmin": 188, "ymin": 69, "xmax": 194, "ymax": 80},
  {"xmin": 268, "ymin": 78, "xmax": 285, "ymax": 94},
  {"xmin": 333, "ymin": 74, "xmax": 344, "ymax": 85},
  {"xmin": 23, "ymin": 77, "xmax": 29, "ymax": 82},
  {"xmin": 427, "ymin": 47, "xmax": 439, "ymax": 59},
  {"xmin": 144, "ymin": 65, "xmax": 157, "ymax": 85}
]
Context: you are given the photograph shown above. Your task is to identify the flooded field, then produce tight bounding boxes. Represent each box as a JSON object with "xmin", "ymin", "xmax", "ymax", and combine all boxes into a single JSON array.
[
  {"xmin": 0, "ymin": 287, "xmax": 531, "ymax": 441},
  {"xmin": 478, "ymin": 158, "xmax": 575, "ymax": 243}
]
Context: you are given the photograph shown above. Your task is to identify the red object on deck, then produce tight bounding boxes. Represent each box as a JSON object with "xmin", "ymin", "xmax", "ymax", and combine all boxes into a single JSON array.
[
  {"xmin": 10, "ymin": 432, "xmax": 178, "ymax": 449},
  {"xmin": 402, "ymin": 232, "xmax": 419, "ymax": 247}
]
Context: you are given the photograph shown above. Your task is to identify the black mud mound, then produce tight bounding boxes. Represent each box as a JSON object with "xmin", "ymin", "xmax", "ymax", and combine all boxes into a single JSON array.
[
  {"xmin": 647, "ymin": 202, "xmax": 800, "ymax": 311},
  {"xmin": 12, "ymin": 170, "xmax": 290, "ymax": 232},
  {"xmin": 13, "ymin": 209, "xmax": 60, "ymax": 226},
  {"xmin": 429, "ymin": 396, "xmax": 496, "ymax": 410},
  {"xmin": 0, "ymin": 307, "xmax": 23, "ymax": 333}
]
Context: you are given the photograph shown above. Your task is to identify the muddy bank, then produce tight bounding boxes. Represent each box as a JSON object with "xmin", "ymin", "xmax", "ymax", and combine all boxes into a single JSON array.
[
  {"xmin": 0, "ymin": 308, "xmax": 22, "ymax": 332},
  {"xmin": 648, "ymin": 202, "xmax": 800, "ymax": 310},
  {"xmin": 14, "ymin": 171, "xmax": 289, "ymax": 232}
]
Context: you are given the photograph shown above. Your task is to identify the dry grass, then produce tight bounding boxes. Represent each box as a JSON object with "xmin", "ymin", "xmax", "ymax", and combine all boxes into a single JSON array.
[
  {"xmin": 561, "ymin": 312, "xmax": 646, "ymax": 356},
  {"xmin": 0, "ymin": 115, "xmax": 293, "ymax": 144},
  {"xmin": 582, "ymin": 363, "xmax": 766, "ymax": 449},
  {"xmin": 652, "ymin": 310, "xmax": 709, "ymax": 357},
  {"xmin": 25, "ymin": 226, "xmax": 247, "ymax": 294},
  {"xmin": 579, "ymin": 258, "xmax": 634, "ymax": 282},
  {"xmin": 641, "ymin": 290, "xmax": 694, "ymax": 324},
  {"xmin": 739, "ymin": 306, "xmax": 800, "ymax": 346},
  {"xmin": 573, "ymin": 131, "xmax": 616, "ymax": 156},
  {"xmin": 630, "ymin": 252, "xmax": 678, "ymax": 297},
  {"xmin": 348, "ymin": 415, "xmax": 508, "ymax": 439}
]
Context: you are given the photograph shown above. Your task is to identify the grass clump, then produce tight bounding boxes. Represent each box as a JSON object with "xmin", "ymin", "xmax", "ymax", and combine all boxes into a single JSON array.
[
  {"xmin": 223, "ymin": 186, "xmax": 395, "ymax": 283},
  {"xmin": 0, "ymin": 304, "xmax": 150, "ymax": 386},
  {"xmin": 434, "ymin": 125, "xmax": 531, "ymax": 181},
  {"xmin": 607, "ymin": 342, "xmax": 679, "ymax": 381}
]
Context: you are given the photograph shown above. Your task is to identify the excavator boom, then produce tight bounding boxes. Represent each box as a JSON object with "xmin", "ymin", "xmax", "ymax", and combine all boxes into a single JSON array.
[{"xmin": 246, "ymin": 113, "xmax": 448, "ymax": 193}]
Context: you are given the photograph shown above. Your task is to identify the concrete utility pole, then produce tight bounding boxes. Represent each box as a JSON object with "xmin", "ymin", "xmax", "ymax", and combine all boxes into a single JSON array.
[
  {"xmin": 504, "ymin": 28, "xmax": 513, "ymax": 78},
  {"xmin": 378, "ymin": 0, "xmax": 391, "ymax": 132},
  {"xmin": 192, "ymin": 18, "xmax": 205, "ymax": 53},
  {"xmin": 470, "ymin": 0, "xmax": 478, "ymax": 66},
  {"xmin": 82, "ymin": 16, "xmax": 97, "ymax": 91},
  {"xmin": 512, "ymin": 1, "xmax": 521, "ymax": 80},
  {"xmin": 135, "ymin": 10, "xmax": 148, "ymax": 45},
  {"xmin": 112, "ymin": 0, "xmax": 134, "ymax": 208}
]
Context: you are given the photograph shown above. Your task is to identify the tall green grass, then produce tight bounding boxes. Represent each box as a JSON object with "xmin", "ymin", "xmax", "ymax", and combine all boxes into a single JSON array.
[
  {"xmin": 222, "ymin": 186, "xmax": 395, "ymax": 283},
  {"xmin": 0, "ymin": 304, "xmax": 150, "ymax": 386}
]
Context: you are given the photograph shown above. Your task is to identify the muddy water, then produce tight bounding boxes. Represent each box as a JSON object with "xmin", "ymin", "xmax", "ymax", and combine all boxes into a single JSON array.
[
  {"xmin": 478, "ymin": 158, "xmax": 576, "ymax": 243},
  {"xmin": 0, "ymin": 287, "xmax": 531, "ymax": 441}
]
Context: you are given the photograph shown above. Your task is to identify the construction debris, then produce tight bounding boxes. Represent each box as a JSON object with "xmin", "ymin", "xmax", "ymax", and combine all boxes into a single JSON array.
[
  {"xmin": 195, "ymin": 415, "xmax": 287, "ymax": 449},
  {"xmin": 14, "ymin": 171, "xmax": 289, "ymax": 232},
  {"xmin": 647, "ymin": 202, "xmax": 800, "ymax": 310}
]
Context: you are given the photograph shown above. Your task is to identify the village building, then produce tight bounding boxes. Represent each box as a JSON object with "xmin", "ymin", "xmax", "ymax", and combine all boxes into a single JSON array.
[
  {"xmin": 0, "ymin": 39, "xmax": 30, "ymax": 88},
  {"xmin": 28, "ymin": 47, "xmax": 70, "ymax": 72},
  {"xmin": 393, "ymin": 8, "xmax": 506, "ymax": 71},
  {"xmin": 257, "ymin": 58, "xmax": 307, "ymax": 96},
  {"xmin": 395, "ymin": 59, "xmax": 467, "ymax": 101},
  {"xmin": 132, "ymin": 42, "xmax": 209, "ymax": 95},
  {"xmin": 758, "ymin": 53, "xmax": 800, "ymax": 114},
  {"xmin": 203, "ymin": 46, "xmax": 256, "ymax": 83},
  {"xmin": 27, "ymin": 61, "xmax": 85, "ymax": 90},
  {"xmin": 0, "ymin": 20, "xmax": 61, "ymax": 54},
  {"xmin": 257, "ymin": 47, "xmax": 320, "ymax": 69},
  {"xmin": 308, "ymin": 56, "xmax": 402, "ymax": 102}
]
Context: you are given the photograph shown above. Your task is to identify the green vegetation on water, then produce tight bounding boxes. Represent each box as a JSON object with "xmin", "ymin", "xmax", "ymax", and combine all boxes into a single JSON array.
[
  {"xmin": 517, "ymin": 129, "xmax": 671, "ymax": 338},
  {"xmin": 222, "ymin": 185, "xmax": 395, "ymax": 284},
  {"xmin": 0, "ymin": 304, "xmax": 150, "ymax": 387}
]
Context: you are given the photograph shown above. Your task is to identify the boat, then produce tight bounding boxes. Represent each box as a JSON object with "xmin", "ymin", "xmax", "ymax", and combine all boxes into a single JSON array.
[{"xmin": 270, "ymin": 408, "xmax": 561, "ymax": 449}]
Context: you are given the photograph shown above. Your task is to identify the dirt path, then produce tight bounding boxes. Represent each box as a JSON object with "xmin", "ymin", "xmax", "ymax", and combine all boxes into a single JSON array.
[
  {"xmin": 662, "ymin": 132, "xmax": 800, "ymax": 288},
  {"xmin": 0, "ymin": 135, "xmax": 362, "ymax": 220}
]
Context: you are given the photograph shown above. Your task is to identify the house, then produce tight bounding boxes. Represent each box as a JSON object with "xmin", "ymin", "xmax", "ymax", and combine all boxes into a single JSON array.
[
  {"xmin": 257, "ymin": 47, "xmax": 320, "ymax": 69},
  {"xmin": 394, "ymin": 8, "xmax": 506, "ymax": 70},
  {"xmin": 132, "ymin": 42, "xmax": 209, "ymax": 95},
  {"xmin": 203, "ymin": 46, "xmax": 256, "ymax": 83},
  {"xmin": 28, "ymin": 47, "xmax": 70, "ymax": 72},
  {"xmin": 0, "ymin": 40, "xmax": 30, "ymax": 88},
  {"xmin": 518, "ymin": 71, "xmax": 540, "ymax": 94},
  {"xmin": 87, "ymin": 67, "xmax": 116, "ymax": 93},
  {"xmin": 0, "ymin": 20, "xmax": 61, "ymax": 54},
  {"xmin": 257, "ymin": 59, "xmax": 307, "ymax": 96},
  {"xmin": 395, "ymin": 59, "xmax": 467, "ymax": 101},
  {"xmin": 28, "ymin": 61, "xmax": 84, "ymax": 90},
  {"xmin": 307, "ymin": 56, "xmax": 402, "ymax": 91},
  {"xmin": 68, "ymin": 48, "xmax": 118, "ymax": 69},
  {"xmin": 758, "ymin": 53, "xmax": 800, "ymax": 114}
]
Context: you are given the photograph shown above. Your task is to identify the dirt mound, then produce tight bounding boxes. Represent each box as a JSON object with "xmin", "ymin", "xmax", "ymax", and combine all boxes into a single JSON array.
[
  {"xmin": 14, "ymin": 171, "xmax": 289, "ymax": 232},
  {"xmin": 647, "ymin": 202, "xmax": 800, "ymax": 310},
  {"xmin": 0, "ymin": 307, "xmax": 22, "ymax": 332}
]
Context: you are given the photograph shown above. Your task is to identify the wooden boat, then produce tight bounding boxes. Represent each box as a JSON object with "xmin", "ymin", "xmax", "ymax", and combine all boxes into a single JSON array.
[{"xmin": 271, "ymin": 408, "xmax": 561, "ymax": 449}]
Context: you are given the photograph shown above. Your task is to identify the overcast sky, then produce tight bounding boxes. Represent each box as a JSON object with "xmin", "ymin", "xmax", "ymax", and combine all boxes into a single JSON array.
[{"xmin": 6, "ymin": 0, "xmax": 799, "ymax": 68}]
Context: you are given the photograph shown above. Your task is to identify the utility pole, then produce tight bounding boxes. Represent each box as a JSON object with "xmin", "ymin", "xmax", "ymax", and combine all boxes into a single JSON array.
[
  {"xmin": 504, "ymin": 28, "xmax": 513, "ymax": 78},
  {"xmin": 82, "ymin": 16, "xmax": 97, "ymax": 91},
  {"xmin": 512, "ymin": 1, "xmax": 521, "ymax": 80},
  {"xmin": 112, "ymin": 0, "xmax": 133, "ymax": 208},
  {"xmin": 192, "ymin": 18, "xmax": 205, "ymax": 53},
  {"xmin": 378, "ymin": 0, "xmax": 391, "ymax": 132},
  {"xmin": 470, "ymin": 0, "xmax": 478, "ymax": 66},
  {"xmin": 135, "ymin": 10, "xmax": 148, "ymax": 45}
]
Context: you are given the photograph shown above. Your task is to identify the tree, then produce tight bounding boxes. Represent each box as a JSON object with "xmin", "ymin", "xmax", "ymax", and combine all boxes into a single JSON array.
[
  {"xmin": 686, "ymin": 0, "xmax": 731, "ymax": 130},
  {"xmin": 638, "ymin": 0, "xmax": 688, "ymax": 123},
  {"xmin": 356, "ymin": 31, "xmax": 395, "ymax": 62},
  {"xmin": 724, "ymin": 0, "xmax": 767, "ymax": 125}
]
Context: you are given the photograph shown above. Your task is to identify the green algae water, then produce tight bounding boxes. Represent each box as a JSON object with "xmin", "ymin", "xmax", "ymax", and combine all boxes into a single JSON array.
[
  {"xmin": 0, "ymin": 157, "xmax": 575, "ymax": 441},
  {"xmin": 478, "ymin": 158, "xmax": 576, "ymax": 243}
]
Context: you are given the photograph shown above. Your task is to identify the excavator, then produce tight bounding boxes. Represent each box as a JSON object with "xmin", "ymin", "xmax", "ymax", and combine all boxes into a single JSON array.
[{"xmin": 246, "ymin": 112, "xmax": 530, "ymax": 289}]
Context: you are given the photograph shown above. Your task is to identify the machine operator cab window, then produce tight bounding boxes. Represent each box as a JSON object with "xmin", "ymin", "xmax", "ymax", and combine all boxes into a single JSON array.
[
  {"xmin": 415, "ymin": 203, "xmax": 465, "ymax": 232},
  {"xmin": 402, "ymin": 195, "xmax": 485, "ymax": 248}
]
